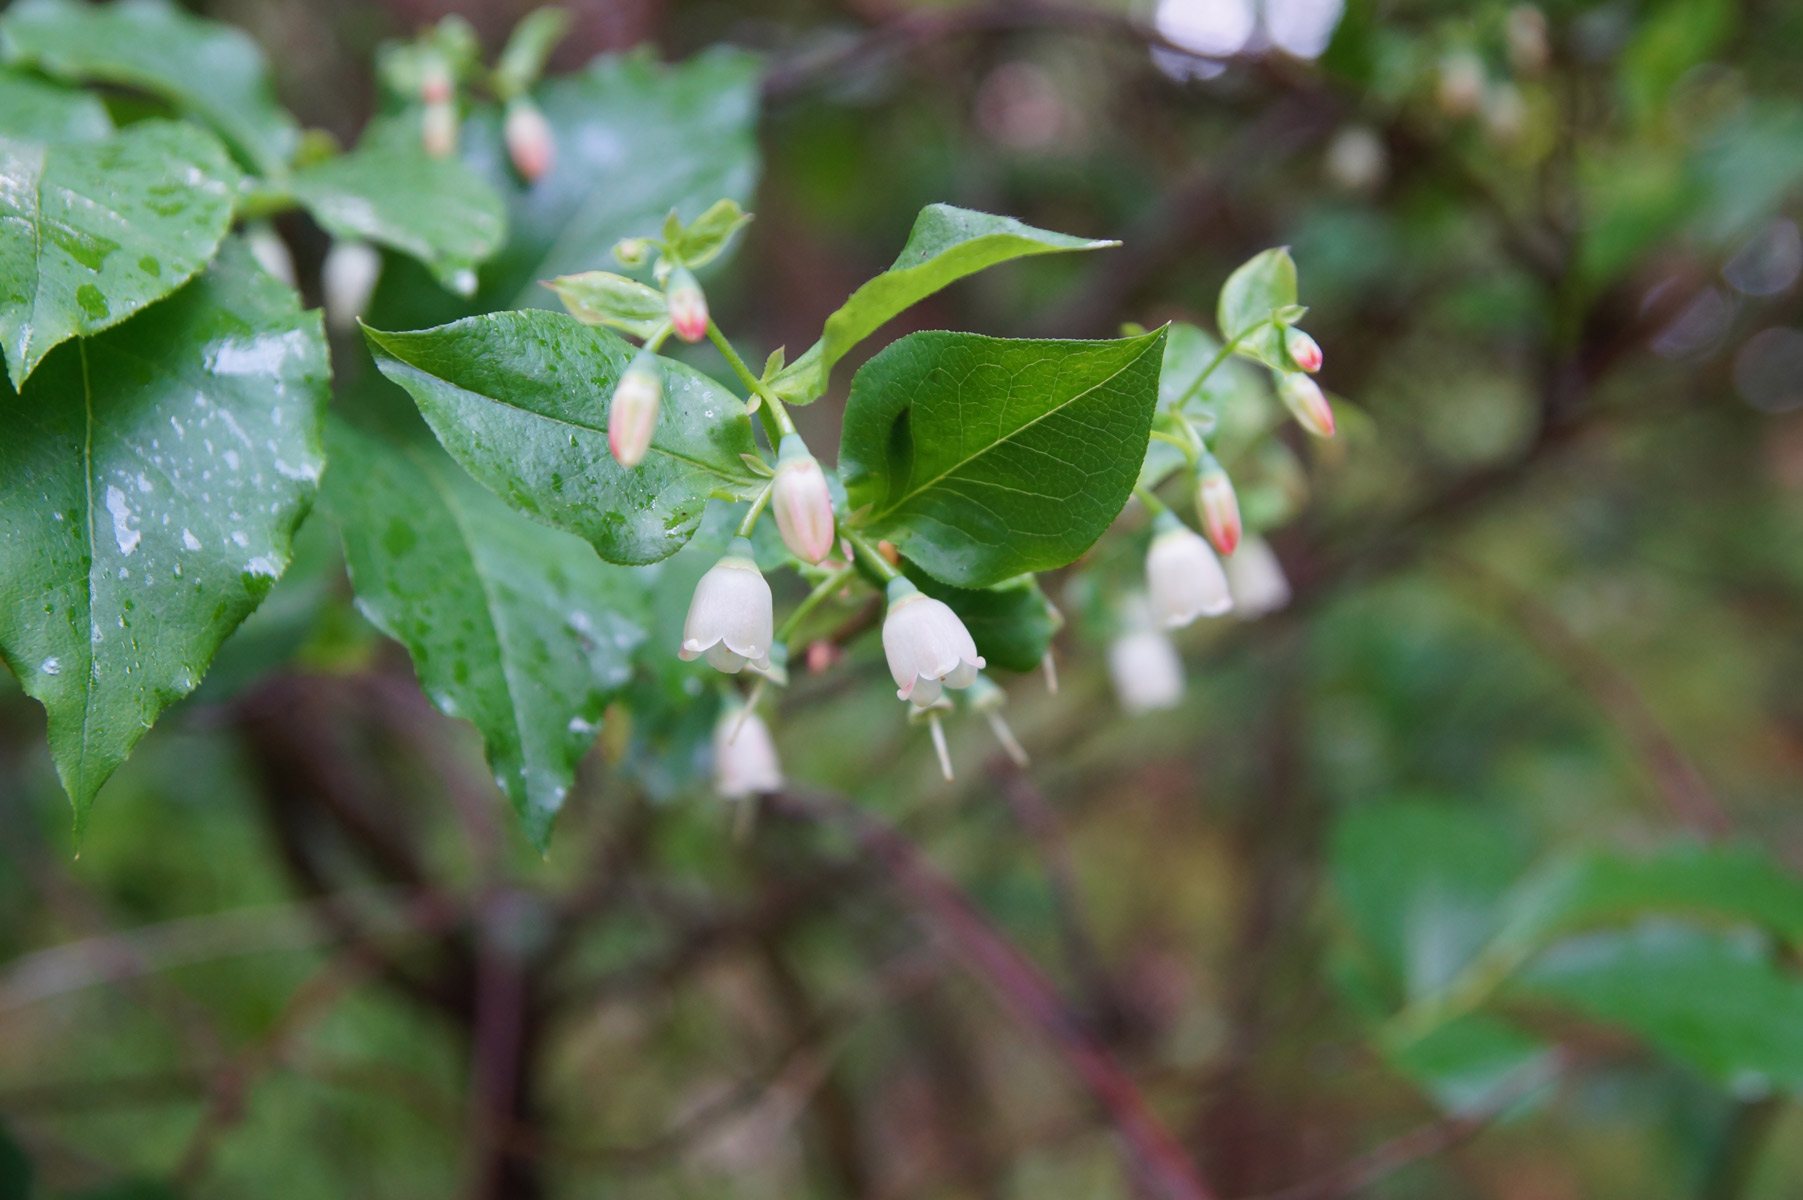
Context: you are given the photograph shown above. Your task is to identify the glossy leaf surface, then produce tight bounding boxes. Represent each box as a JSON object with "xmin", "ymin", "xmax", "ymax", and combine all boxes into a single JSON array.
[
  {"xmin": 0, "ymin": 0, "xmax": 300, "ymax": 175},
  {"xmin": 772, "ymin": 205, "xmax": 1117, "ymax": 404},
  {"xmin": 364, "ymin": 310, "xmax": 761, "ymax": 566},
  {"xmin": 291, "ymin": 142, "xmax": 506, "ymax": 295},
  {"xmin": 840, "ymin": 328, "xmax": 1165, "ymax": 589},
  {"xmin": 0, "ymin": 242, "xmax": 329, "ymax": 827},
  {"xmin": 325, "ymin": 421, "xmax": 644, "ymax": 849},
  {"xmin": 0, "ymin": 120, "xmax": 240, "ymax": 387}
]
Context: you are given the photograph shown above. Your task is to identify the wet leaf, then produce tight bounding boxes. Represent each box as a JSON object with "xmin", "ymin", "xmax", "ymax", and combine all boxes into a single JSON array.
[
  {"xmin": 0, "ymin": 68, "xmax": 111, "ymax": 142},
  {"xmin": 0, "ymin": 241, "xmax": 329, "ymax": 829},
  {"xmin": 324, "ymin": 420, "xmax": 645, "ymax": 850},
  {"xmin": 0, "ymin": 120, "xmax": 241, "ymax": 388},
  {"xmin": 839, "ymin": 328, "xmax": 1165, "ymax": 589},
  {"xmin": 292, "ymin": 139, "xmax": 507, "ymax": 295},
  {"xmin": 772, "ymin": 204, "xmax": 1117, "ymax": 404},
  {"xmin": 0, "ymin": 0, "xmax": 300, "ymax": 175},
  {"xmin": 364, "ymin": 310, "xmax": 761, "ymax": 566}
]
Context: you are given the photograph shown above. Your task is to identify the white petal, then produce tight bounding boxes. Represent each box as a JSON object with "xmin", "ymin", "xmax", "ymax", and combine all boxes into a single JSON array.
[{"xmin": 1147, "ymin": 526, "xmax": 1232, "ymax": 627}]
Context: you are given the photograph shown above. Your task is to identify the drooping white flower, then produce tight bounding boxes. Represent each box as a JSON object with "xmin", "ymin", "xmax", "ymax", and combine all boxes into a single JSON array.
[
  {"xmin": 1146, "ymin": 514, "xmax": 1232, "ymax": 628},
  {"xmin": 245, "ymin": 224, "xmax": 295, "ymax": 288},
  {"xmin": 1224, "ymin": 535, "xmax": 1292, "ymax": 619},
  {"xmin": 1109, "ymin": 627, "xmax": 1185, "ymax": 714},
  {"xmin": 882, "ymin": 578, "xmax": 985, "ymax": 707},
  {"xmin": 609, "ymin": 350, "xmax": 662, "ymax": 467},
  {"xmin": 321, "ymin": 240, "xmax": 381, "ymax": 332},
  {"xmin": 680, "ymin": 539, "xmax": 774, "ymax": 674},
  {"xmin": 1278, "ymin": 371, "xmax": 1336, "ymax": 438},
  {"xmin": 771, "ymin": 435, "xmax": 836, "ymax": 564},
  {"xmin": 1195, "ymin": 459, "xmax": 1241, "ymax": 557},
  {"xmin": 504, "ymin": 97, "xmax": 556, "ymax": 182},
  {"xmin": 714, "ymin": 707, "xmax": 782, "ymax": 799},
  {"xmin": 665, "ymin": 267, "xmax": 709, "ymax": 343}
]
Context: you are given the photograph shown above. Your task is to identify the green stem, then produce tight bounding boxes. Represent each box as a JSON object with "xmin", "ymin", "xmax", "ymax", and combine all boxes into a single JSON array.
[
  {"xmin": 736, "ymin": 483, "xmax": 775, "ymax": 539},
  {"xmin": 1133, "ymin": 484, "xmax": 1170, "ymax": 517},
  {"xmin": 1172, "ymin": 321, "xmax": 1266, "ymax": 412},
  {"xmin": 776, "ymin": 564, "xmax": 858, "ymax": 643},
  {"xmin": 843, "ymin": 529, "xmax": 901, "ymax": 583},
  {"xmin": 708, "ymin": 322, "xmax": 795, "ymax": 437},
  {"xmin": 236, "ymin": 183, "xmax": 296, "ymax": 221},
  {"xmin": 644, "ymin": 322, "xmax": 674, "ymax": 353}
]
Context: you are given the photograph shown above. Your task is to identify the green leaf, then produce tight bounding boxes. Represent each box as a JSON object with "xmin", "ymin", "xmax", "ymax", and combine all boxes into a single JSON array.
[
  {"xmin": 670, "ymin": 197, "xmax": 752, "ymax": 269},
  {"xmin": 363, "ymin": 310, "xmax": 761, "ymax": 566},
  {"xmin": 545, "ymin": 270, "xmax": 668, "ymax": 338},
  {"xmin": 0, "ymin": 68, "xmax": 111, "ymax": 142},
  {"xmin": 1330, "ymin": 803, "xmax": 1532, "ymax": 1002},
  {"xmin": 493, "ymin": 7, "xmax": 570, "ymax": 99},
  {"xmin": 904, "ymin": 566, "xmax": 1060, "ymax": 674},
  {"xmin": 0, "ymin": 0, "xmax": 300, "ymax": 175},
  {"xmin": 460, "ymin": 47, "xmax": 761, "ymax": 313},
  {"xmin": 1514, "ymin": 923, "xmax": 1803, "ymax": 1093},
  {"xmin": 771, "ymin": 204, "xmax": 1118, "ymax": 404},
  {"xmin": 0, "ymin": 120, "xmax": 241, "ymax": 388},
  {"xmin": 1216, "ymin": 248, "xmax": 1298, "ymax": 366},
  {"xmin": 0, "ymin": 241, "xmax": 329, "ymax": 829},
  {"xmin": 291, "ymin": 141, "xmax": 506, "ymax": 295},
  {"xmin": 838, "ymin": 328, "xmax": 1165, "ymax": 589},
  {"xmin": 324, "ymin": 421, "xmax": 645, "ymax": 849},
  {"xmin": 1384, "ymin": 1013, "xmax": 1557, "ymax": 1115}
]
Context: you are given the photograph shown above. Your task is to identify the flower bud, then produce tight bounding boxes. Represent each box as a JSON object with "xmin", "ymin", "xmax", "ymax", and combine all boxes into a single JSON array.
[
  {"xmin": 1506, "ymin": 6, "xmax": 1550, "ymax": 76},
  {"xmin": 422, "ymin": 98, "xmax": 458, "ymax": 158},
  {"xmin": 245, "ymin": 223, "xmax": 295, "ymax": 288},
  {"xmin": 504, "ymin": 97, "xmax": 555, "ymax": 182},
  {"xmin": 882, "ymin": 578, "xmax": 985, "ymax": 707},
  {"xmin": 1278, "ymin": 372, "xmax": 1336, "ymax": 438},
  {"xmin": 1146, "ymin": 513, "xmax": 1232, "ymax": 628},
  {"xmin": 609, "ymin": 350, "xmax": 662, "ymax": 467},
  {"xmin": 1437, "ymin": 52, "xmax": 1486, "ymax": 119},
  {"xmin": 1109, "ymin": 628, "xmax": 1184, "ymax": 715},
  {"xmin": 714, "ymin": 707, "xmax": 782, "ymax": 799},
  {"xmin": 679, "ymin": 538, "xmax": 774, "ymax": 674},
  {"xmin": 771, "ymin": 435, "xmax": 836, "ymax": 564},
  {"xmin": 321, "ymin": 240, "xmax": 381, "ymax": 333},
  {"xmin": 665, "ymin": 267, "xmax": 709, "ymax": 343},
  {"xmin": 612, "ymin": 238, "xmax": 650, "ymax": 268},
  {"xmin": 420, "ymin": 58, "xmax": 454, "ymax": 105},
  {"xmin": 1195, "ymin": 460, "xmax": 1241, "ymax": 557},
  {"xmin": 1284, "ymin": 326, "xmax": 1323, "ymax": 374},
  {"xmin": 1224, "ymin": 535, "xmax": 1292, "ymax": 619}
]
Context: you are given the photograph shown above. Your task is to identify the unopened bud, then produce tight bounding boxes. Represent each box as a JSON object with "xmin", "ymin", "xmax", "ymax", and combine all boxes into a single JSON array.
[
  {"xmin": 1278, "ymin": 372, "xmax": 1336, "ymax": 438},
  {"xmin": 504, "ymin": 98, "xmax": 555, "ymax": 182},
  {"xmin": 665, "ymin": 267, "xmax": 709, "ymax": 343},
  {"xmin": 1506, "ymin": 6, "xmax": 1550, "ymax": 76},
  {"xmin": 771, "ymin": 435, "xmax": 836, "ymax": 563},
  {"xmin": 321, "ymin": 240, "xmax": 381, "ymax": 332},
  {"xmin": 609, "ymin": 350, "xmax": 662, "ymax": 467},
  {"xmin": 612, "ymin": 238, "xmax": 650, "ymax": 268},
  {"xmin": 420, "ymin": 58, "xmax": 453, "ymax": 105},
  {"xmin": 1195, "ymin": 461, "xmax": 1241, "ymax": 557},
  {"xmin": 1284, "ymin": 327, "xmax": 1323, "ymax": 373},
  {"xmin": 1437, "ymin": 52, "xmax": 1486, "ymax": 119},
  {"xmin": 422, "ymin": 98, "xmax": 458, "ymax": 158}
]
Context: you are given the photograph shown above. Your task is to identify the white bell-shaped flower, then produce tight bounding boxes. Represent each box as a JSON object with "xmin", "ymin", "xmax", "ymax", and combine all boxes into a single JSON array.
[
  {"xmin": 882, "ymin": 578, "xmax": 984, "ymax": 707},
  {"xmin": 1146, "ymin": 513, "xmax": 1232, "ymax": 628},
  {"xmin": 1225, "ymin": 535, "xmax": 1292, "ymax": 619},
  {"xmin": 1109, "ymin": 625, "xmax": 1185, "ymax": 715},
  {"xmin": 679, "ymin": 538, "xmax": 774, "ymax": 673},
  {"xmin": 322, "ymin": 240, "xmax": 381, "ymax": 333},
  {"xmin": 245, "ymin": 224, "xmax": 296, "ymax": 288},
  {"xmin": 771, "ymin": 434, "xmax": 836, "ymax": 564},
  {"xmin": 714, "ymin": 706, "xmax": 783, "ymax": 799}
]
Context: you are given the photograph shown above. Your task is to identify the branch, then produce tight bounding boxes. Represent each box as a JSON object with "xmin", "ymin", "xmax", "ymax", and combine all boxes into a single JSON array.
[{"xmin": 767, "ymin": 787, "xmax": 1219, "ymax": 1200}]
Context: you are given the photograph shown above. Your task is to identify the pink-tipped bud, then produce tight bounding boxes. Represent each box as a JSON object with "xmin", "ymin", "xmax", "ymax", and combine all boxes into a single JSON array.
[
  {"xmin": 1284, "ymin": 327, "xmax": 1323, "ymax": 374},
  {"xmin": 609, "ymin": 351, "xmax": 662, "ymax": 467},
  {"xmin": 1278, "ymin": 372, "xmax": 1336, "ymax": 438},
  {"xmin": 504, "ymin": 98, "xmax": 555, "ymax": 182},
  {"xmin": 422, "ymin": 98, "xmax": 458, "ymax": 158},
  {"xmin": 1196, "ymin": 461, "xmax": 1241, "ymax": 556},
  {"xmin": 421, "ymin": 59, "xmax": 453, "ymax": 105},
  {"xmin": 771, "ymin": 435, "xmax": 836, "ymax": 563},
  {"xmin": 665, "ymin": 267, "xmax": 708, "ymax": 343}
]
